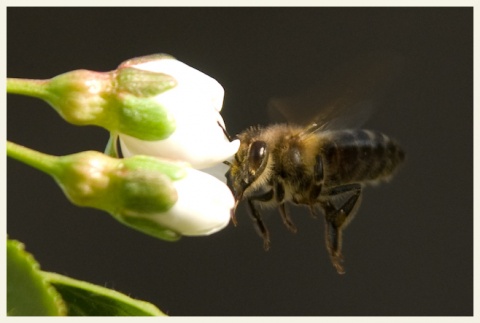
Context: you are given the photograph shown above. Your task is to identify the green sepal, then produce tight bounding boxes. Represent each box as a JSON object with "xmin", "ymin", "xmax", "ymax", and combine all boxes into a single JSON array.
[
  {"xmin": 115, "ymin": 67, "xmax": 177, "ymax": 97},
  {"xmin": 117, "ymin": 215, "xmax": 182, "ymax": 242},
  {"xmin": 116, "ymin": 93, "xmax": 176, "ymax": 141},
  {"xmin": 120, "ymin": 154, "xmax": 187, "ymax": 181},
  {"xmin": 112, "ymin": 169, "xmax": 178, "ymax": 215},
  {"xmin": 109, "ymin": 155, "xmax": 187, "ymax": 217}
]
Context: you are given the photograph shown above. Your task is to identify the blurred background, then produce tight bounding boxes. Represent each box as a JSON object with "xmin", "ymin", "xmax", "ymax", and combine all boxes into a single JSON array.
[{"xmin": 7, "ymin": 7, "xmax": 472, "ymax": 316}]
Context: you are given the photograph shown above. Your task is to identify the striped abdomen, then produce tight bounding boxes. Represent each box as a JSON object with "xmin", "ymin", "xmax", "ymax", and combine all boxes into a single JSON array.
[{"xmin": 320, "ymin": 129, "xmax": 405, "ymax": 186}]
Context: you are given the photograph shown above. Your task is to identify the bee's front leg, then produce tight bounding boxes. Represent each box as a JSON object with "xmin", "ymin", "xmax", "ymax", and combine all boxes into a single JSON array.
[
  {"xmin": 320, "ymin": 183, "xmax": 362, "ymax": 274},
  {"xmin": 247, "ymin": 189, "xmax": 274, "ymax": 251}
]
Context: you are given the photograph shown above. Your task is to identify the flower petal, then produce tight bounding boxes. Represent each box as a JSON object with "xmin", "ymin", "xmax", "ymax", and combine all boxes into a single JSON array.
[
  {"xmin": 146, "ymin": 168, "xmax": 234, "ymax": 236},
  {"xmin": 132, "ymin": 57, "xmax": 225, "ymax": 112}
]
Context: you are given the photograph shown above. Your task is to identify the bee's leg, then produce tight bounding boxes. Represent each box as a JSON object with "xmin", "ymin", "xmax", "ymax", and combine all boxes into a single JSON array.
[
  {"xmin": 320, "ymin": 183, "xmax": 362, "ymax": 274},
  {"xmin": 279, "ymin": 203, "xmax": 297, "ymax": 233},
  {"xmin": 275, "ymin": 181, "xmax": 297, "ymax": 233},
  {"xmin": 248, "ymin": 189, "xmax": 274, "ymax": 251}
]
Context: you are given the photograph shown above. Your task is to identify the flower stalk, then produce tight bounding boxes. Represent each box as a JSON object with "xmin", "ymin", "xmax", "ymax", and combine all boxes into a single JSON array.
[
  {"xmin": 6, "ymin": 141, "xmax": 58, "ymax": 176},
  {"xmin": 7, "ymin": 78, "xmax": 50, "ymax": 98}
]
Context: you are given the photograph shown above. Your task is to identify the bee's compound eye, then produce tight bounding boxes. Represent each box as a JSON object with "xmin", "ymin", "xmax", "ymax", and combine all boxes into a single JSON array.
[{"xmin": 248, "ymin": 141, "xmax": 267, "ymax": 172}]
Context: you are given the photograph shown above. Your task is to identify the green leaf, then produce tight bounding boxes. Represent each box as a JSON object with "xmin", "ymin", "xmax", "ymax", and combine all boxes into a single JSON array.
[
  {"xmin": 8, "ymin": 238, "xmax": 165, "ymax": 316},
  {"xmin": 42, "ymin": 272, "xmax": 166, "ymax": 316},
  {"xmin": 7, "ymin": 239, "xmax": 67, "ymax": 316}
]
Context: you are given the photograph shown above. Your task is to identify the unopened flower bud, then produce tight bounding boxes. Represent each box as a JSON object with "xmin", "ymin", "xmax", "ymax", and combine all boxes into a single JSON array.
[{"xmin": 51, "ymin": 151, "xmax": 232, "ymax": 239}]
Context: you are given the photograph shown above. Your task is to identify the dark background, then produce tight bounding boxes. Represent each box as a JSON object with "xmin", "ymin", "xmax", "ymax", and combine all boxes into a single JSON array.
[{"xmin": 6, "ymin": 7, "xmax": 472, "ymax": 316}]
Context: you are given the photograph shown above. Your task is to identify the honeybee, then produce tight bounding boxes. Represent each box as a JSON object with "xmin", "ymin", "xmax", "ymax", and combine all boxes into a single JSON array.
[{"xmin": 224, "ymin": 53, "xmax": 405, "ymax": 274}]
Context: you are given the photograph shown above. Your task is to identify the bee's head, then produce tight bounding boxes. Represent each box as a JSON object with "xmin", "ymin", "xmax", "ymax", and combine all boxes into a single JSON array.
[{"xmin": 225, "ymin": 126, "xmax": 270, "ymax": 202}]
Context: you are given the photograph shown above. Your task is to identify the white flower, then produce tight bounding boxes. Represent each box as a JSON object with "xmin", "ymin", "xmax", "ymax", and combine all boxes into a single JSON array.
[
  {"xmin": 118, "ymin": 55, "xmax": 240, "ymax": 169},
  {"xmin": 147, "ymin": 167, "xmax": 235, "ymax": 236}
]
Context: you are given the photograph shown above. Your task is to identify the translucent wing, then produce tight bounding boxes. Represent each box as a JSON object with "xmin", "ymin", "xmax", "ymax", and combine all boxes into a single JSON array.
[{"xmin": 268, "ymin": 51, "xmax": 404, "ymax": 131}]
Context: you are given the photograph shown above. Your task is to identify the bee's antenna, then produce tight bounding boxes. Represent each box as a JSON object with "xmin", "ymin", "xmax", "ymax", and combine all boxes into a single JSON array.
[
  {"xmin": 223, "ymin": 160, "xmax": 232, "ymax": 166},
  {"xmin": 217, "ymin": 121, "xmax": 233, "ymax": 141}
]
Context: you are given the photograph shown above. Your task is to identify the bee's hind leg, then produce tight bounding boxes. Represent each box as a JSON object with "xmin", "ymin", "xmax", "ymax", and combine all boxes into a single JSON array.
[{"xmin": 320, "ymin": 183, "xmax": 362, "ymax": 274}]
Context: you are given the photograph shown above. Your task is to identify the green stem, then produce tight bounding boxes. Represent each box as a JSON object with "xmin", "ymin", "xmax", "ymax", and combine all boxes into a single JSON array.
[
  {"xmin": 7, "ymin": 141, "xmax": 60, "ymax": 176},
  {"xmin": 104, "ymin": 132, "xmax": 119, "ymax": 158},
  {"xmin": 7, "ymin": 78, "xmax": 49, "ymax": 99}
]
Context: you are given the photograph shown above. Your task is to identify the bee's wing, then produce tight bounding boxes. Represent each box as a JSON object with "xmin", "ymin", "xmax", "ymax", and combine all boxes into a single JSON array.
[
  {"xmin": 268, "ymin": 51, "xmax": 404, "ymax": 131},
  {"xmin": 268, "ymin": 95, "xmax": 374, "ymax": 131}
]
